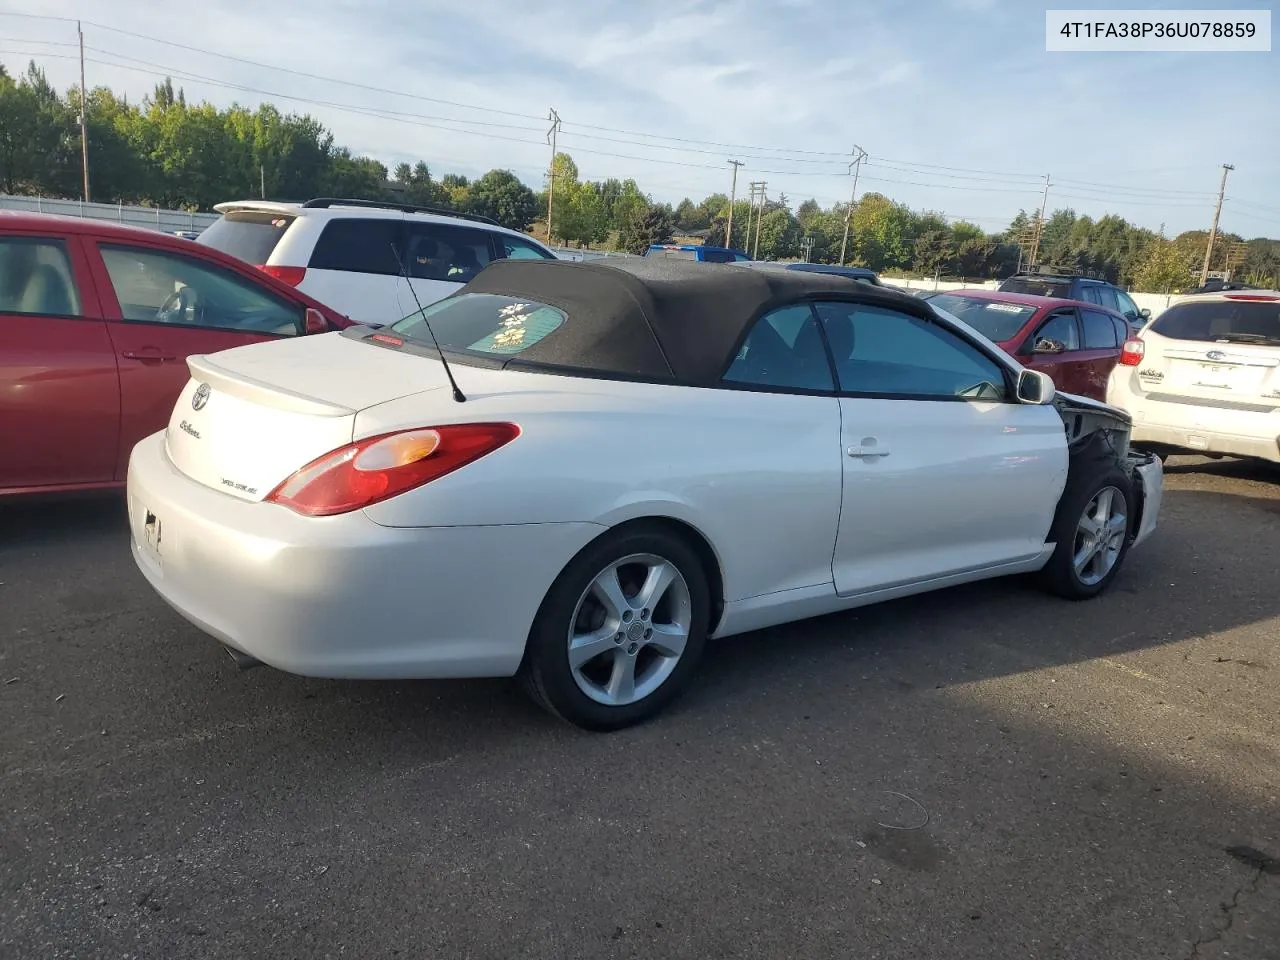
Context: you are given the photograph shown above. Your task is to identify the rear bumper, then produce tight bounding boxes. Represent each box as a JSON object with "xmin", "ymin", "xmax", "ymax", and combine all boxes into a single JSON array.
[
  {"xmin": 1112, "ymin": 389, "xmax": 1280, "ymax": 463},
  {"xmin": 126, "ymin": 432, "xmax": 603, "ymax": 679}
]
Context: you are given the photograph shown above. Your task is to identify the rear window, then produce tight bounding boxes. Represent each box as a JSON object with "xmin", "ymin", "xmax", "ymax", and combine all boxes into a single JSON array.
[
  {"xmin": 308, "ymin": 218, "xmax": 403, "ymax": 276},
  {"xmin": 928, "ymin": 294, "xmax": 1036, "ymax": 342},
  {"xmin": 999, "ymin": 277, "xmax": 1072, "ymax": 298},
  {"xmin": 1151, "ymin": 299, "xmax": 1280, "ymax": 345},
  {"xmin": 197, "ymin": 211, "xmax": 295, "ymax": 265},
  {"xmin": 645, "ymin": 247, "xmax": 697, "ymax": 260},
  {"xmin": 390, "ymin": 293, "xmax": 567, "ymax": 356}
]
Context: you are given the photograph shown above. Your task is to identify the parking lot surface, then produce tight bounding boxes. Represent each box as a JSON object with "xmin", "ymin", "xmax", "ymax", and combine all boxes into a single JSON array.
[{"xmin": 2, "ymin": 458, "xmax": 1278, "ymax": 960}]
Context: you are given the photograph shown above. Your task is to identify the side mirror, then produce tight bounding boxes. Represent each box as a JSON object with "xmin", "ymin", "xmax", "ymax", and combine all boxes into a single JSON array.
[
  {"xmin": 1017, "ymin": 368, "xmax": 1056, "ymax": 405},
  {"xmin": 1139, "ymin": 307, "xmax": 1152, "ymax": 319},
  {"xmin": 304, "ymin": 307, "xmax": 329, "ymax": 335},
  {"xmin": 1032, "ymin": 337, "xmax": 1067, "ymax": 355}
]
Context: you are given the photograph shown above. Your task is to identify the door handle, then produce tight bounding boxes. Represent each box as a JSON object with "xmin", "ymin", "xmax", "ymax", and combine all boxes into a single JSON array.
[
  {"xmin": 121, "ymin": 348, "xmax": 177, "ymax": 363},
  {"xmin": 848, "ymin": 438, "xmax": 891, "ymax": 459}
]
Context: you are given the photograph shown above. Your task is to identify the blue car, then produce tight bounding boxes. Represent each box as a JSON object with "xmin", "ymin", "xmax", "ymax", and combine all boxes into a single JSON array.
[{"xmin": 645, "ymin": 243, "xmax": 752, "ymax": 263}]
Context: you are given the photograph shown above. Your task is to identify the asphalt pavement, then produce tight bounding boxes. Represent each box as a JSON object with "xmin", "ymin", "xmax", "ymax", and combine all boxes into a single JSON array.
[{"xmin": 2, "ymin": 457, "xmax": 1278, "ymax": 960}]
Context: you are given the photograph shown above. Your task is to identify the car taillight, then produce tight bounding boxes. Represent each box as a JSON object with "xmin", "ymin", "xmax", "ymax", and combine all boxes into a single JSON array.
[
  {"xmin": 265, "ymin": 423, "xmax": 520, "ymax": 517},
  {"xmin": 1119, "ymin": 338, "xmax": 1145, "ymax": 366},
  {"xmin": 259, "ymin": 264, "xmax": 306, "ymax": 286}
]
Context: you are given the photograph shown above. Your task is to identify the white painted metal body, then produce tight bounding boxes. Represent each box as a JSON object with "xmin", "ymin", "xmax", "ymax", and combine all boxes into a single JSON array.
[{"xmin": 128, "ymin": 324, "xmax": 1162, "ymax": 680}]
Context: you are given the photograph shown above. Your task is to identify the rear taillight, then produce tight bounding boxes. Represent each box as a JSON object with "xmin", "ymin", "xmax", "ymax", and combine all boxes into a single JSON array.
[
  {"xmin": 265, "ymin": 423, "xmax": 520, "ymax": 517},
  {"xmin": 259, "ymin": 264, "xmax": 306, "ymax": 286},
  {"xmin": 1223, "ymin": 293, "xmax": 1280, "ymax": 301},
  {"xmin": 1119, "ymin": 338, "xmax": 1145, "ymax": 366}
]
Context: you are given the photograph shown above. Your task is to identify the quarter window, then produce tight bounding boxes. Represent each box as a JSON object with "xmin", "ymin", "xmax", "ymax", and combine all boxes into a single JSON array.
[
  {"xmin": 1081, "ymin": 308, "xmax": 1119, "ymax": 349},
  {"xmin": 723, "ymin": 304, "xmax": 834, "ymax": 392},
  {"xmin": 0, "ymin": 237, "xmax": 82, "ymax": 317},
  {"xmin": 99, "ymin": 244, "xmax": 303, "ymax": 336},
  {"xmin": 814, "ymin": 301, "xmax": 1008, "ymax": 401},
  {"xmin": 308, "ymin": 218, "xmax": 403, "ymax": 275}
]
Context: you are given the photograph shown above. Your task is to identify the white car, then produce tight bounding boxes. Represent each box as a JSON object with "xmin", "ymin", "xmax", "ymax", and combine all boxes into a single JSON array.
[
  {"xmin": 1107, "ymin": 290, "xmax": 1280, "ymax": 463},
  {"xmin": 127, "ymin": 259, "xmax": 1163, "ymax": 730},
  {"xmin": 196, "ymin": 197, "xmax": 558, "ymax": 327}
]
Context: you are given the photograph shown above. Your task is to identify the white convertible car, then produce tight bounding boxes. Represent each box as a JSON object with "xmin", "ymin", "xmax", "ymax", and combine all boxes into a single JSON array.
[{"xmin": 127, "ymin": 258, "xmax": 1163, "ymax": 729}]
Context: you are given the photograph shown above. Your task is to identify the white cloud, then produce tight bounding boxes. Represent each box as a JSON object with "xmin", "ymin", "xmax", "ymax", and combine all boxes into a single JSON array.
[{"xmin": 1, "ymin": 0, "xmax": 1276, "ymax": 235}]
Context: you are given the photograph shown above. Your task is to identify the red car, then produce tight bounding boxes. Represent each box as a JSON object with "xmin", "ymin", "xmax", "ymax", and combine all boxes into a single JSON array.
[
  {"xmin": 0, "ymin": 212, "xmax": 354, "ymax": 497},
  {"xmin": 926, "ymin": 289, "xmax": 1135, "ymax": 400}
]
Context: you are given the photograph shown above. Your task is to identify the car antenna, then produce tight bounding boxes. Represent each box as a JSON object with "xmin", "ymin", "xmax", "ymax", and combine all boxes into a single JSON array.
[{"xmin": 391, "ymin": 243, "xmax": 466, "ymax": 403}]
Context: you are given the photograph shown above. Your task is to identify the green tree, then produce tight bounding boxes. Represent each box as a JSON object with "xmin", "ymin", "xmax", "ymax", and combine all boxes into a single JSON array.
[
  {"xmin": 955, "ymin": 238, "xmax": 996, "ymax": 277},
  {"xmin": 914, "ymin": 230, "xmax": 953, "ymax": 276},
  {"xmin": 465, "ymin": 168, "xmax": 538, "ymax": 230},
  {"xmin": 1132, "ymin": 238, "xmax": 1195, "ymax": 293}
]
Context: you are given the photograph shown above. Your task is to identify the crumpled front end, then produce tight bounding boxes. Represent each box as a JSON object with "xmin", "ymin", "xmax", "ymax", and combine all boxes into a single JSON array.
[{"xmin": 1053, "ymin": 391, "xmax": 1162, "ymax": 549}]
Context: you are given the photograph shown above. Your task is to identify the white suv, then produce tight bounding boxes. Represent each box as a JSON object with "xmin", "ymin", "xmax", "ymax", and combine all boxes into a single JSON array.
[
  {"xmin": 1106, "ymin": 290, "xmax": 1280, "ymax": 463},
  {"xmin": 196, "ymin": 198, "xmax": 559, "ymax": 327}
]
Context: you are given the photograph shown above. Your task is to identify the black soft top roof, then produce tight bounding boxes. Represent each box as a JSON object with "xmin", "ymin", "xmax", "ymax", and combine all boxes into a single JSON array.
[{"xmin": 458, "ymin": 257, "xmax": 936, "ymax": 385}]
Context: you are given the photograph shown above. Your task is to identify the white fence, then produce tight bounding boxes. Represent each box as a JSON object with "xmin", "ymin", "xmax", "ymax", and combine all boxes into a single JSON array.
[{"xmin": 0, "ymin": 194, "xmax": 219, "ymax": 235}]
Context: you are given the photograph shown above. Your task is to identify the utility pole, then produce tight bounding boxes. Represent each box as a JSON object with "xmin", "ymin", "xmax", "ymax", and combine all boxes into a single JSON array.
[
  {"xmin": 544, "ymin": 108, "xmax": 561, "ymax": 246},
  {"xmin": 752, "ymin": 181, "xmax": 767, "ymax": 258},
  {"xmin": 800, "ymin": 235, "xmax": 814, "ymax": 262},
  {"xmin": 260, "ymin": 164, "xmax": 266, "ymax": 199},
  {"xmin": 837, "ymin": 145, "xmax": 867, "ymax": 266},
  {"xmin": 745, "ymin": 181, "xmax": 762, "ymax": 256},
  {"xmin": 725, "ymin": 159, "xmax": 744, "ymax": 250},
  {"xmin": 1027, "ymin": 173, "xmax": 1052, "ymax": 267},
  {"xmin": 77, "ymin": 21, "xmax": 90, "ymax": 202},
  {"xmin": 1199, "ymin": 163, "xmax": 1234, "ymax": 286}
]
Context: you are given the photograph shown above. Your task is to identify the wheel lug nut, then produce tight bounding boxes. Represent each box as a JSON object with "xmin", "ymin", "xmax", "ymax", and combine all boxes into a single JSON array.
[
  {"xmin": 622, "ymin": 610, "xmax": 633, "ymax": 622},
  {"xmin": 641, "ymin": 608, "xmax": 650, "ymax": 620},
  {"xmin": 644, "ymin": 628, "xmax": 652, "ymax": 639},
  {"xmin": 614, "ymin": 633, "xmax": 624, "ymax": 643}
]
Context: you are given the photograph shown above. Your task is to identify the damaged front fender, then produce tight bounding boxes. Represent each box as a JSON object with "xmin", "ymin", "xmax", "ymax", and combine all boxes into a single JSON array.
[{"xmin": 1053, "ymin": 391, "xmax": 1162, "ymax": 548}]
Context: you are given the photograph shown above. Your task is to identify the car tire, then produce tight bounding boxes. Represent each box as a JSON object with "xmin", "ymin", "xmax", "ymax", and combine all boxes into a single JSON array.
[
  {"xmin": 519, "ymin": 523, "xmax": 711, "ymax": 731},
  {"xmin": 1039, "ymin": 461, "xmax": 1135, "ymax": 601}
]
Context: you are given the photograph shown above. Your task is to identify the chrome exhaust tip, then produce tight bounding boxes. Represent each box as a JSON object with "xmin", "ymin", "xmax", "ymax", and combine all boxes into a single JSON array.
[{"xmin": 223, "ymin": 645, "xmax": 264, "ymax": 671}]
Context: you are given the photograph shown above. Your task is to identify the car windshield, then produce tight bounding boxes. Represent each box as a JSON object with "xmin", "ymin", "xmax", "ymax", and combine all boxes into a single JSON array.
[
  {"xmin": 928, "ymin": 294, "xmax": 1037, "ymax": 342},
  {"xmin": 1151, "ymin": 299, "xmax": 1280, "ymax": 345},
  {"xmin": 645, "ymin": 247, "xmax": 697, "ymax": 260},
  {"xmin": 197, "ymin": 211, "xmax": 295, "ymax": 265},
  {"xmin": 390, "ymin": 293, "xmax": 568, "ymax": 355},
  {"xmin": 1000, "ymin": 277, "xmax": 1072, "ymax": 298}
]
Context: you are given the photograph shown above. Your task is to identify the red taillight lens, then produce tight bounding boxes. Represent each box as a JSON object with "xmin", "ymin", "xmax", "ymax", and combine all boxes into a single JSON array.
[
  {"xmin": 1119, "ymin": 338, "xmax": 1145, "ymax": 366},
  {"xmin": 1223, "ymin": 293, "xmax": 1280, "ymax": 301},
  {"xmin": 259, "ymin": 264, "xmax": 306, "ymax": 286},
  {"xmin": 265, "ymin": 423, "xmax": 520, "ymax": 517}
]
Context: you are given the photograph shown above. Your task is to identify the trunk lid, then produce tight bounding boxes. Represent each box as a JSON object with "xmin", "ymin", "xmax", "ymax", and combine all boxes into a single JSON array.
[{"xmin": 163, "ymin": 331, "xmax": 450, "ymax": 501}]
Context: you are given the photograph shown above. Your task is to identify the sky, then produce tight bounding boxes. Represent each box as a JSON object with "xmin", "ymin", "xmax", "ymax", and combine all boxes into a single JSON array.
[{"xmin": 2, "ymin": 0, "xmax": 1278, "ymax": 237}]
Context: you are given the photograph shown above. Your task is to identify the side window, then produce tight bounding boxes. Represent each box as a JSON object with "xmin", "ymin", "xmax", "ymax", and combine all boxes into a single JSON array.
[
  {"xmin": 1113, "ymin": 289, "xmax": 1140, "ymax": 318},
  {"xmin": 498, "ymin": 235, "xmax": 555, "ymax": 261},
  {"xmin": 308, "ymin": 218, "xmax": 403, "ymax": 275},
  {"xmin": 0, "ymin": 237, "xmax": 82, "ymax": 317},
  {"xmin": 1081, "ymin": 309, "xmax": 1118, "ymax": 349},
  {"xmin": 1111, "ymin": 316, "xmax": 1130, "ymax": 344},
  {"xmin": 1078, "ymin": 285, "xmax": 1103, "ymax": 306},
  {"xmin": 98, "ymin": 244, "xmax": 303, "ymax": 336},
  {"xmin": 701, "ymin": 249, "xmax": 732, "ymax": 263},
  {"xmin": 815, "ymin": 301, "xmax": 1008, "ymax": 401},
  {"xmin": 723, "ymin": 304, "xmax": 833, "ymax": 392},
  {"xmin": 405, "ymin": 223, "xmax": 492, "ymax": 282},
  {"xmin": 1094, "ymin": 286, "xmax": 1121, "ymax": 312},
  {"xmin": 1034, "ymin": 311, "xmax": 1081, "ymax": 351}
]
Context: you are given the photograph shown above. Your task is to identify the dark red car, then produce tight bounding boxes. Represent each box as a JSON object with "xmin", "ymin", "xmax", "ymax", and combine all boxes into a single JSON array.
[
  {"xmin": 926, "ymin": 289, "xmax": 1135, "ymax": 400},
  {"xmin": 0, "ymin": 212, "xmax": 354, "ymax": 497}
]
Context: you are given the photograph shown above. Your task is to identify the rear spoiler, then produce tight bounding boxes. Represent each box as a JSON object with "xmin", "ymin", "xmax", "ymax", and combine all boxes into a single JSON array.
[{"xmin": 212, "ymin": 200, "xmax": 300, "ymax": 215}]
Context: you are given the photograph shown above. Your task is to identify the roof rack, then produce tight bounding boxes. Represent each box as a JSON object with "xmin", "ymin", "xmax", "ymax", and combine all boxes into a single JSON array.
[{"xmin": 299, "ymin": 197, "xmax": 500, "ymax": 227}]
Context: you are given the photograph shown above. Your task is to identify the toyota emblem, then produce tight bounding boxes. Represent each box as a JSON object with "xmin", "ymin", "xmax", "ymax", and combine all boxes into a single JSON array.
[
  {"xmin": 192, "ymin": 383, "xmax": 211, "ymax": 411},
  {"xmin": 1206, "ymin": 350, "xmax": 1226, "ymax": 362}
]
